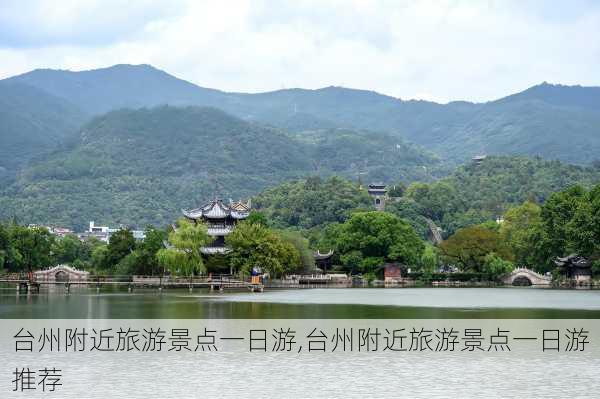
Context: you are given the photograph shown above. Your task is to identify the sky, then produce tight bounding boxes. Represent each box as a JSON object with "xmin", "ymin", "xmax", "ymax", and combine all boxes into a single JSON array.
[{"xmin": 1, "ymin": 0, "xmax": 599, "ymax": 103}]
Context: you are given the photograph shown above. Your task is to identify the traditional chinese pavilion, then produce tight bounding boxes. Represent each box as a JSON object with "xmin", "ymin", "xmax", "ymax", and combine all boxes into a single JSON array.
[
  {"xmin": 182, "ymin": 198, "xmax": 251, "ymax": 254},
  {"xmin": 367, "ymin": 183, "xmax": 387, "ymax": 211},
  {"xmin": 554, "ymin": 254, "xmax": 592, "ymax": 282},
  {"xmin": 314, "ymin": 250, "xmax": 334, "ymax": 272}
]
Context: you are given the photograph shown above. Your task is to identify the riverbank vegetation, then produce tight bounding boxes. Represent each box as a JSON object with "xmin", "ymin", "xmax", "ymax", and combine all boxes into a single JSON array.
[{"xmin": 1, "ymin": 156, "xmax": 598, "ymax": 282}]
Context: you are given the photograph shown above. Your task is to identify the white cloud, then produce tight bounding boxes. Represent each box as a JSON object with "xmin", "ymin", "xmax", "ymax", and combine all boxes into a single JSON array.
[{"xmin": 0, "ymin": 0, "xmax": 599, "ymax": 102}]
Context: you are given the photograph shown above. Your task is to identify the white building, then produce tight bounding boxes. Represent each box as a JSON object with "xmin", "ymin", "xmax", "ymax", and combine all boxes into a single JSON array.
[{"xmin": 84, "ymin": 221, "xmax": 146, "ymax": 243}]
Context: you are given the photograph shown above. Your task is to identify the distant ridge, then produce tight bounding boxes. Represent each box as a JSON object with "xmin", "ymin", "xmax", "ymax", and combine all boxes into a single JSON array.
[
  {"xmin": 2, "ymin": 64, "xmax": 600, "ymax": 166},
  {"xmin": 0, "ymin": 106, "xmax": 443, "ymax": 229}
]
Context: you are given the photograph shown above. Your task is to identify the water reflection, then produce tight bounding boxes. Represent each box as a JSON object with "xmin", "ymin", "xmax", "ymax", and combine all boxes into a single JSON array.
[{"xmin": 1, "ymin": 285, "xmax": 599, "ymax": 319}]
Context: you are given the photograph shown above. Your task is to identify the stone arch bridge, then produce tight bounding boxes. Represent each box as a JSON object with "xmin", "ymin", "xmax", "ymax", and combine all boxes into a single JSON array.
[
  {"xmin": 34, "ymin": 265, "xmax": 89, "ymax": 282},
  {"xmin": 501, "ymin": 268, "xmax": 552, "ymax": 286}
]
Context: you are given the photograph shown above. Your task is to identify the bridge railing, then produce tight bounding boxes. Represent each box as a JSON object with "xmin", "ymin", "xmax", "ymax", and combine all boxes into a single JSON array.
[{"xmin": 510, "ymin": 268, "xmax": 552, "ymax": 280}]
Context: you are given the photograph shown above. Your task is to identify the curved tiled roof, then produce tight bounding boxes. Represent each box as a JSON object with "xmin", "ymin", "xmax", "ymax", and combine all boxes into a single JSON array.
[
  {"xmin": 314, "ymin": 249, "xmax": 334, "ymax": 260},
  {"xmin": 183, "ymin": 199, "xmax": 251, "ymax": 220}
]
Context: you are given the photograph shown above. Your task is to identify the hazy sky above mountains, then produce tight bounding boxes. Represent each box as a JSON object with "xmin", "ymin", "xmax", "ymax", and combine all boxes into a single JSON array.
[{"xmin": 1, "ymin": 0, "xmax": 599, "ymax": 103}]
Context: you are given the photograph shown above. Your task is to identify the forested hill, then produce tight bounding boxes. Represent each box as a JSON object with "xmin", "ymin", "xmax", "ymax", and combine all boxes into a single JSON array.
[
  {"xmin": 0, "ymin": 82, "xmax": 87, "ymax": 181},
  {"xmin": 4, "ymin": 64, "xmax": 600, "ymax": 165},
  {"xmin": 250, "ymin": 156, "xmax": 600, "ymax": 241},
  {"xmin": 4, "ymin": 64, "xmax": 225, "ymax": 115},
  {"xmin": 0, "ymin": 106, "xmax": 441, "ymax": 230},
  {"xmin": 390, "ymin": 156, "xmax": 600, "ymax": 238}
]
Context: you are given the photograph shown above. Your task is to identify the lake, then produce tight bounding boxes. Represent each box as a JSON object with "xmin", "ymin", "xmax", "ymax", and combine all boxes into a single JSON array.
[
  {"xmin": 2, "ymin": 286, "xmax": 600, "ymax": 398},
  {"xmin": 2, "ymin": 285, "xmax": 600, "ymax": 319}
]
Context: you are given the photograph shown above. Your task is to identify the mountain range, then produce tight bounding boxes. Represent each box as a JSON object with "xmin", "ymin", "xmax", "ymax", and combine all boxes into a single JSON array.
[
  {"xmin": 1, "ymin": 64, "xmax": 599, "ymax": 228},
  {"xmin": 4, "ymin": 64, "xmax": 600, "ymax": 167},
  {"xmin": 0, "ymin": 106, "xmax": 443, "ymax": 229}
]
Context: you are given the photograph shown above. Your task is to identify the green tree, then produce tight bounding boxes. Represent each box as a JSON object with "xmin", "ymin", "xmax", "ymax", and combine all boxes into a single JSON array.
[
  {"xmin": 277, "ymin": 229, "xmax": 315, "ymax": 273},
  {"xmin": 8, "ymin": 225, "xmax": 55, "ymax": 272},
  {"xmin": 566, "ymin": 184, "xmax": 600, "ymax": 258},
  {"xmin": 332, "ymin": 211, "xmax": 424, "ymax": 274},
  {"xmin": 53, "ymin": 234, "xmax": 87, "ymax": 265},
  {"xmin": 246, "ymin": 211, "xmax": 268, "ymax": 226},
  {"xmin": 386, "ymin": 198, "xmax": 430, "ymax": 239},
  {"xmin": 115, "ymin": 251, "xmax": 142, "ymax": 276},
  {"xmin": 156, "ymin": 218, "xmax": 211, "ymax": 277},
  {"xmin": 439, "ymin": 226, "xmax": 511, "ymax": 272},
  {"xmin": 499, "ymin": 201, "xmax": 542, "ymax": 267},
  {"xmin": 539, "ymin": 185, "xmax": 586, "ymax": 258},
  {"xmin": 226, "ymin": 222, "xmax": 300, "ymax": 277},
  {"xmin": 253, "ymin": 176, "xmax": 372, "ymax": 229},
  {"xmin": 441, "ymin": 209, "xmax": 494, "ymax": 237},
  {"xmin": 106, "ymin": 229, "xmax": 136, "ymax": 269},
  {"xmin": 405, "ymin": 181, "xmax": 463, "ymax": 221},
  {"xmin": 419, "ymin": 244, "xmax": 439, "ymax": 273},
  {"xmin": 0, "ymin": 223, "xmax": 12, "ymax": 271},
  {"xmin": 90, "ymin": 244, "xmax": 109, "ymax": 274},
  {"xmin": 387, "ymin": 183, "xmax": 406, "ymax": 197},
  {"xmin": 483, "ymin": 252, "xmax": 514, "ymax": 278},
  {"xmin": 340, "ymin": 250, "xmax": 363, "ymax": 274},
  {"xmin": 135, "ymin": 226, "xmax": 167, "ymax": 275}
]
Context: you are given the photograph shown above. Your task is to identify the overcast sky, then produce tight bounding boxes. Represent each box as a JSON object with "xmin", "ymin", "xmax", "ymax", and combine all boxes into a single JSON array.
[{"xmin": 1, "ymin": 0, "xmax": 599, "ymax": 103}]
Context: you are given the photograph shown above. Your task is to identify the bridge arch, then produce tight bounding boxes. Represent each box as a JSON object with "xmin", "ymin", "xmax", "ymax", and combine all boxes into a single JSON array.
[
  {"xmin": 34, "ymin": 265, "xmax": 90, "ymax": 282},
  {"xmin": 501, "ymin": 268, "xmax": 551, "ymax": 286},
  {"xmin": 54, "ymin": 270, "xmax": 69, "ymax": 282},
  {"xmin": 512, "ymin": 275, "xmax": 532, "ymax": 286}
]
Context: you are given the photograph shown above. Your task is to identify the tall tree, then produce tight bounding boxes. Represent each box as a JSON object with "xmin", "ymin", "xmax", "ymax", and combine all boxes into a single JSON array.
[
  {"xmin": 53, "ymin": 234, "xmax": 88, "ymax": 265},
  {"xmin": 7, "ymin": 225, "xmax": 55, "ymax": 272},
  {"xmin": 135, "ymin": 226, "xmax": 167, "ymax": 275},
  {"xmin": 499, "ymin": 201, "xmax": 542, "ymax": 268},
  {"xmin": 156, "ymin": 219, "xmax": 211, "ymax": 277},
  {"xmin": 566, "ymin": 184, "xmax": 600, "ymax": 258},
  {"xmin": 332, "ymin": 211, "xmax": 425, "ymax": 274},
  {"xmin": 106, "ymin": 229, "xmax": 136, "ymax": 269},
  {"xmin": 0, "ymin": 224, "xmax": 10, "ymax": 270},
  {"xmin": 539, "ymin": 185, "xmax": 586, "ymax": 257},
  {"xmin": 277, "ymin": 229, "xmax": 315, "ymax": 273},
  {"xmin": 439, "ymin": 226, "xmax": 511, "ymax": 272},
  {"xmin": 226, "ymin": 222, "xmax": 300, "ymax": 277}
]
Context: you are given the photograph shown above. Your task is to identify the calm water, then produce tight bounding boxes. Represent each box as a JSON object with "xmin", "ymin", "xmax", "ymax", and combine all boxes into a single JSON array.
[
  {"xmin": 3, "ymin": 287, "xmax": 600, "ymax": 398},
  {"xmin": 2, "ymin": 285, "xmax": 600, "ymax": 318}
]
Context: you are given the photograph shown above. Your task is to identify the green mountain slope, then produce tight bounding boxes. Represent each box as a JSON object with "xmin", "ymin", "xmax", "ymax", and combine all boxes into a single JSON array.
[
  {"xmin": 416, "ymin": 96, "xmax": 600, "ymax": 164},
  {"xmin": 0, "ymin": 106, "xmax": 441, "ymax": 229},
  {"xmin": 253, "ymin": 176, "xmax": 373, "ymax": 230},
  {"xmin": 389, "ymin": 156, "xmax": 600, "ymax": 238},
  {"xmin": 0, "ymin": 82, "xmax": 87, "ymax": 181},
  {"xmin": 4, "ymin": 64, "xmax": 225, "ymax": 115},
  {"xmin": 5, "ymin": 65, "xmax": 600, "ymax": 165},
  {"xmin": 497, "ymin": 82, "xmax": 600, "ymax": 110}
]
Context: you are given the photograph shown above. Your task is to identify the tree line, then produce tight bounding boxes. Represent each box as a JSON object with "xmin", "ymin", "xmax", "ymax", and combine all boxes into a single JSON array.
[
  {"xmin": 0, "ymin": 215, "xmax": 313, "ymax": 278},
  {"xmin": 1, "ymin": 169, "xmax": 598, "ymax": 282}
]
